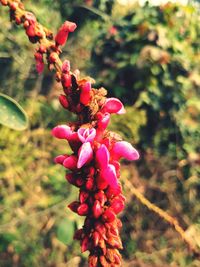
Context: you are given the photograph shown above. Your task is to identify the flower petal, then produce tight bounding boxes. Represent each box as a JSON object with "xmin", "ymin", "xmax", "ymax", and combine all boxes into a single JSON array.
[
  {"xmin": 77, "ymin": 128, "xmax": 96, "ymax": 143},
  {"xmin": 101, "ymin": 98, "xmax": 125, "ymax": 114},
  {"xmin": 63, "ymin": 155, "xmax": 78, "ymax": 170},
  {"xmin": 112, "ymin": 141, "xmax": 139, "ymax": 161},
  {"xmin": 77, "ymin": 142, "xmax": 93, "ymax": 169},
  {"xmin": 52, "ymin": 125, "xmax": 72, "ymax": 140},
  {"xmin": 95, "ymin": 144, "xmax": 109, "ymax": 169},
  {"xmin": 101, "ymin": 164, "xmax": 118, "ymax": 189}
]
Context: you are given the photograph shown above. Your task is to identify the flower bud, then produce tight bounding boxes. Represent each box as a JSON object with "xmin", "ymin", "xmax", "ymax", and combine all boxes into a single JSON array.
[
  {"xmin": 92, "ymin": 200, "xmax": 102, "ymax": 219},
  {"xmin": 102, "ymin": 208, "xmax": 116, "ymax": 223},
  {"xmin": 59, "ymin": 94, "xmax": 69, "ymax": 109},
  {"xmin": 92, "ymin": 231, "xmax": 100, "ymax": 247},
  {"xmin": 77, "ymin": 203, "xmax": 89, "ymax": 216},
  {"xmin": 79, "ymin": 191, "xmax": 89, "ymax": 203},
  {"xmin": 68, "ymin": 201, "xmax": 79, "ymax": 213}
]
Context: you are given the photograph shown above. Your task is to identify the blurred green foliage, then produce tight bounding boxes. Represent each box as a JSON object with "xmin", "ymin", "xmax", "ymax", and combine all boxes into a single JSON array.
[
  {"xmin": 0, "ymin": 0, "xmax": 200, "ymax": 266},
  {"xmin": 91, "ymin": 1, "xmax": 200, "ymax": 176}
]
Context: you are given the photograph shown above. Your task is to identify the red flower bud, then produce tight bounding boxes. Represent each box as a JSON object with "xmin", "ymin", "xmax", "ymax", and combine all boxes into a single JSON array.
[
  {"xmin": 62, "ymin": 60, "xmax": 70, "ymax": 73},
  {"xmin": 81, "ymin": 236, "xmax": 90, "ymax": 252},
  {"xmin": 59, "ymin": 94, "xmax": 69, "ymax": 109},
  {"xmin": 94, "ymin": 191, "xmax": 107, "ymax": 206},
  {"xmin": 0, "ymin": 0, "xmax": 8, "ymax": 6},
  {"xmin": 77, "ymin": 203, "xmax": 89, "ymax": 216},
  {"xmin": 85, "ymin": 177, "xmax": 94, "ymax": 190},
  {"xmin": 74, "ymin": 228, "xmax": 84, "ymax": 240},
  {"xmin": 102, "ymin": 208, "xmax": 116, "ymax": 223},
  {"xmin": 88, "ymin": 255, "xmax": 98, "ymax": 267},
  {"xmin": 68, "ymin": 201, "xmax": 79, "ymax": 213},
  {"xmin": 49, "ymin": 52, "xmax": 58, "ymax": 63},
  {"xmin": 92, "ymin": 231, "xmax": 100, "ymax": 247},
  {"xmin": 111, "ymin": 199, "xmax": 124, "ymax": 214},
  {"xmin": 62, "ymin": 73, "xmax": 72, "ymax": 88},
  {"xmin": 55, "ymin": 21, "xmax": 77, "ymax": 46},
  {"xmin": 79, "ymin": 191, "xmax": 89, "ymax": 203},
  {"xmin": 92, "ymin": 200, "xmax": 102, "ymax": 219}
]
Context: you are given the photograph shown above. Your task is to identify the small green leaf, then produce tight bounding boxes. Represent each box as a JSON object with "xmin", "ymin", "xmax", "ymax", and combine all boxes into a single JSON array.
[
  {"xmin": 0, "ymin": 93, "xmax": 28, "ymax": 130},
  {"xmin": 56, "ymin": 218, "xmax": 75, "ymax": 245}
]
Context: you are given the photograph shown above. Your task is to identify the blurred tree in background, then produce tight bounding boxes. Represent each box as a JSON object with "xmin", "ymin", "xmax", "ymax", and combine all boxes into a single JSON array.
[{"xmin": 0, "ymin": 1, "xmax": 200, "ymax": 266}]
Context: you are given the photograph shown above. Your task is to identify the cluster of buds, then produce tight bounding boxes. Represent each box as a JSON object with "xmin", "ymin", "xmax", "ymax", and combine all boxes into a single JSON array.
[{"xmin": 1, "ymin": 1, "xmax": 139, "ymax": 266}]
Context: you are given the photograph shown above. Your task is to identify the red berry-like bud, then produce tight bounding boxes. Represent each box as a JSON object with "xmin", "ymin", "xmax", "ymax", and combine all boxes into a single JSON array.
[
  {"xmin": 92, "ymin": 200, "xmax": 102, "ymax": 219},
  {"xmin": 77, "ymin": 203, "xmax": 89, "ymax": 216},
  {"xmin": 88, "ymin": 255, "xmax": 98, "ymax": 267},
  {"xmin": 59, "ymin": 94, "xmax": 69, "ymax": 109},
  {"xmin": 0, "ymin": 0, "xmax": 8, "ymax": 6},
  {"xmin": 39, "ymin": 44, "xmax": 47, "ymax": 53},
  {"xmin": 111, "ymin": 199, "xmax": 124, "ymax": 214},
  {"xmin": 76, "ymin": 177, "xmax": 85, "ymax": 187},
  {"xmin": 62, "ymin": 60, "xmax": 70, "ymax": 73},
  {"xmin": 10, "ymin": 2, "xmax": 18, "ymax": 10},
  {"xmin": 92, "ymin": 231, "xmax": 100, "ymax": 246},
  {"xmin": 49, "ymin": 52, "xmax": 58, "ymax": 63},
  {"xmin": 62, "ymin": 73, "xmax": 72, "ymax": 88},
  {"xmin": 81, "ymin": 236, "xmax": 90, "ymax": 252},
  {"xmin": 94, "ymin": 191, "xmax": 107, "ymax": 206},
  {"xmin": 74, "ymin": 228, "xmax": 84, "ymax": 240},
  {"xmin": 85, "ymin": 177, "xmax": 94, "ymax": 191},
  {"xmin": 68, "ymin": 201, "xmax": 79, "ymax": 213},
  {"xmin": 79, "ymin": 191, "xmax": 89, "ymax": 203},
  {"xmin": 102, "ymin": 208, "xmax": 116, "ymax": 223},
  {"xmin": 65, "ymin": 173, "xmax": 76, "ymax": 185}
]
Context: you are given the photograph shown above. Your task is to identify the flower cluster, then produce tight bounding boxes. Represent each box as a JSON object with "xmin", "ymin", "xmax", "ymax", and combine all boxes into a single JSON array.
[
  {"xmin": 1, "ymin": 1, "xmax": 139, "ymax": 266},
  {"xmin": 51, "ymin": 59, "xmax": 139, "ymax": 266}
]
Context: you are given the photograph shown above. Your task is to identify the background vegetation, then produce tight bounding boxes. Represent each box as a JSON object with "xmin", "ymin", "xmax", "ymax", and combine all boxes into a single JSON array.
[{"xmin": 0, "ymin": 0, "xmax": 199, "ymax": 266}]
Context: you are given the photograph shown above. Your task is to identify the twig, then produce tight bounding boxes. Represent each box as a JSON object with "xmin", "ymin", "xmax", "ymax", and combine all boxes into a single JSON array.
[{"xmin": 123, "ymin": 177, "xmax": 200, "ymax": 257}]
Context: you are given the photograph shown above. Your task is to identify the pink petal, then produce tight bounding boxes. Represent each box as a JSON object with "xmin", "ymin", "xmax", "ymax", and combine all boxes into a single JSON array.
[
  {"xmin": 117, "ymin": 105, "xmax": 126, "ymax": 114},
  {"xmin": 77, "ymin": 142, "xmax": 93, "ymax": 169},
  {"xmin": 97, "ymin": 112, "xmax": 110, "ymax": 130},
  {"xmin": 63, "ymin": 155, "xmax": 78, "ymax": 170},
  {"xmin": 112, "ymin": 141, "xmax": 139, "ymax": 161},
  {"xmin": 77, "ymin": 128, "xmax": 96, "ymax": 143},
  {"xmin": 52, "ymin": 125, "xmax": 72, "ymax": 140},
  {"xmin": 95, "ymin": 144, "xmax": 109, "ymax": 169},
  {"xmin": 101, "ymin": 164, "xmax": 118, "ymax": 189},
  {"xmin": 101, "ymin": 98, "xmax": 125, "ymax": 114}
]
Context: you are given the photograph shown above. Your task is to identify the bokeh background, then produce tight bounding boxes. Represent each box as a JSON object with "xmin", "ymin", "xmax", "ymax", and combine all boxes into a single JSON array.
[{"xmin": 0, "ymin": 0, "xmax": 200, "ymax": 266}]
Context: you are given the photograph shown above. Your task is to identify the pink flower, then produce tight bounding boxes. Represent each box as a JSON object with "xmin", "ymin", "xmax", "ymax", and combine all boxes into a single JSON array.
[
  {"xmin": 96, "ymin": 145, "xmax": 118, "ymax": 189},
  {"xmin": 77, "ymin": 142, "xmax": 93, "ymax": 168},
  {"xmin": 52, "ymin": 125, "xmax": 72, "ymax": 140},
  {"xmin": 78, "ymin": 128, "xmax": 96, "ymax": 143},
  {"xmin": 111, "ymin": 141, "xmax": 140, "ymax": 161},
  {"xmin": 101, "ymin": 98, "xmax": 126, "ymax": 114},
  {"xmin": 55, "ymin": 21, "xmax": 77, "ymax": 46}
]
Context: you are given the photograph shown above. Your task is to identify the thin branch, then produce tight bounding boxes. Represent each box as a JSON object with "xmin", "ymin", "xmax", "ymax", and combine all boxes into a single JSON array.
[{"xmin": 123, "ymin": 177, "xmax": 200, "ymax": 257}]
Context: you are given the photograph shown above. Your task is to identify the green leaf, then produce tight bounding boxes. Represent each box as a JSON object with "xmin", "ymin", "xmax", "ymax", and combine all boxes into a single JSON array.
[
  {"xmin": 56, "ymin": 218, "xmax": 75, "ymax": 245},
  {"xmin": 0, "ymin": 93, "xmax": 28, "ymax": 131}
]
